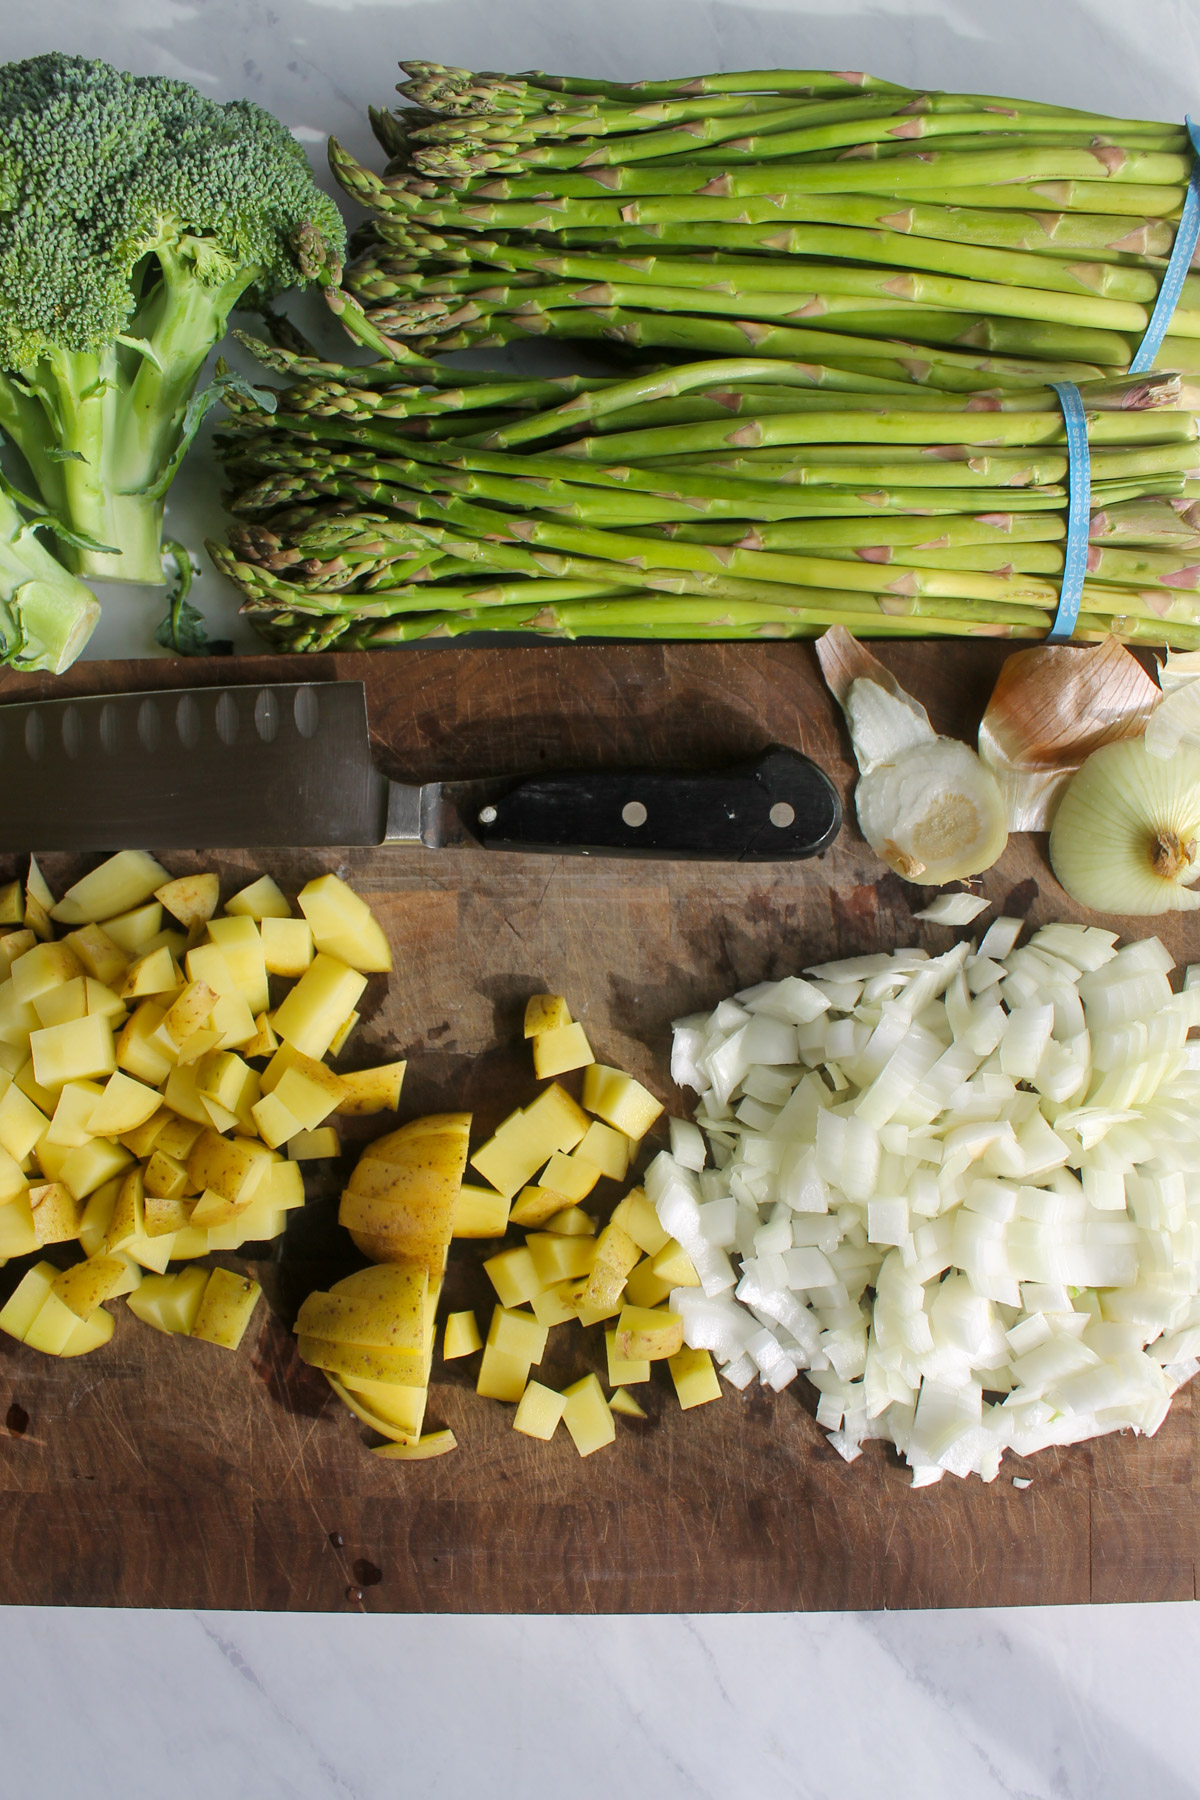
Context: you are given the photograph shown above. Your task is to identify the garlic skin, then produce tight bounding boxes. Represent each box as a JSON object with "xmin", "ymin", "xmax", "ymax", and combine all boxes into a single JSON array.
[{"xmin": 1049, "ymin": 737, "xmax": 1200, "ymax": 915}]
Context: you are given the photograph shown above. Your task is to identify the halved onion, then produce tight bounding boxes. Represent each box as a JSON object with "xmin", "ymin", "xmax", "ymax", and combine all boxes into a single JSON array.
[{"xmin": 1049, "ymin": 737, "xmax": 1200, "ymax": 914}]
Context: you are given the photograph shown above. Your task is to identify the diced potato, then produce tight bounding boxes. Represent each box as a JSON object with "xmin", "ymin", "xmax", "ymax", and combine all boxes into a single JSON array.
[
  {"xmin": 57, "ymin": 1305, "xmax": 116, "ymax": 1357},
  {"xmin": 624, "ymin": 1259, "xmax": 674, "ymax": 1309},
  {"xmin": 188, "ymin": 1189, "xmax": 242, "ymax": 1229},
  {"xmin": 103, "ymin": 901, "xmax": 164, "ymax": 953},
  {"xmin": 482, "ymin": 1244, "xmax": 542, "ymax": 1309},
  {"xmin": 532, "ymin": 1021, "xmax": 595, "ymax": 1081},
  {"xmin": 144, "ymin": 1192, "xmax": 193, "ymax": 1236},
  {"xmin": 265, "ymin": 1159, "xmax": 306, "ymax": 1212},
  {"xmin": 334, "ymin": 1062, "xmax": 406, "ymax": 1117},
  {"xmin": 615, "ymin": 1305, "xmax": 684, "ymax": 1363},
  {"xmin": 125, "ymin": 1232, "xmax": 177, "ymax": 1274},
  {"xmin": 0, "ymin": 1082, "xmax": 47, "ymax": 1162},
  {"xmin": 105, "ymin": 1167, "xmax": 145, "ymax": 1253},
  {"xmin": 0, "ymin": 1260, "xmax": 56, "ymax": 1340},
  {"xmin": 224, "ymin": 874, "xmax": 291, "ymax": 920},
  {"xmin": 509, "ymin": 1186, "xmax": 567, "ymax": 1229},
  {"xmin": 443, "ymin": 1310, "xmax": 482, "ymax": 1359},
  {"xmin": 451, "ymin": 1183, "xmax": 510, "ymax": 1238},
  {"xmin": 33, "ymin": 977, "xmax": 88, "ymax": 1029},
  {"xmin": 156, "ymin": 980, "xmax": 217, "ymax": 1049},
  {"xmin": 605, "ymin": 1327, "xmax": 650, "ymax": 1387},
  {"xmin": 0, "ymin": 1140, "xmax": 27, "ymax": 1201},
  {"xmin": 272, "ymin": 954, "xmax": 367, "ymax": 1060},
  {"xmin": 250, "ymin": 1090, "xmax": 302, "ymax": 1149},
  {"xmin": 0, "ymin": 881, "xmax": 22, "ymax": 927},
  {"xmin": 206, "ymin": 916, "xmax": 270, "ymax": 1016},
  {"xmin": 51, "ymin": 852, "xmax": 169, "ymax": 927},
  {"xmin": 186, "ymin": 1129, "xmax": 273, "ymax": 1207},
  {"xmin": 86, "ymin": 1070, "xmax": 162, "ymax": 1137},
  {"xmin": 488, "ymin": 1304, "xmax": 549, "ymax": 1366},
  {"xmin": 561, "ymin": 1373, "xmax": 617, "ymax": 1457},
  {"xmin": 117, "ymin": 945, "xmax": 179, "ymax": 1000},
  {"xmin": 151, "ymin": 874, "xmax": 218, "ymax": 932},
  {"xmin": 469, "ymin": 1083, "xmax": 589, "ymax": 1200},
  {"xmin": 260, "ymin": 916, "xmax": 314, "ymax": 979},
  {"xmin": 47, "ymin": 1079, "xmax": 105, "ymax": 1148},
  {"xmin": 161, "ymin": 1063, "xmax": 210, "ymax": 1126},
  {"xmin": 513, "ymin": 1380, "xmax": 566, "ymax": 1441},
  {"xmin": 542, "ymin": 1206, "xmax": 596, "ymax": 1237},
  {"xmin": 62, "ymin": 1137, "xmax": 132, "ymax": 1203},
  {"xmin": 116, "ymin": 1002, "xmax": 174, "ymax": 1086},
  {"xmin": 193, "ymin": 1051, "xmax": 254, "ymax": 1120},
  {"xmin": 0, "ymin": 1191, "xmax": 40, "ymax": 1258},
  {"xmin": 156, "ymin": 1117, "xmax": 207, "ymax": 1171},
  {"xmin": 669, "ymin": 1345, "xmax": 722, "ymax": 1410},
  {"xmin": 327, "ymin": 1011, "xmax": 359, "ymax": 1058},
  {"xmin": 526, "ymin": 1232, "xmax": 595, "ymax": 1288},
  {"xmin": 33, "ymin": 1134, "xmax": 69, "ymax": 1183},
  {"xmin": 143, "ymin": 1149, "xmax": 189, "ymax": 1201},
  {"xmin": 180, "ymin": 947, "xmax": 257, "ymax": 1051},
  {"xmin": 11, "ymin": 940, "xmax": 85, "ymax": 1005},
  {"xmin": 538, "ymin": 1150, "xmax": 600, "ymax": 1205},
  {"xmin": 530, "ymin": 1281, "xmax": 579, "ymax": 1328},
  {"xmin": 563, "ymin": 1280, "xmax": 625, "ymax": 1329},
  {"xmin": 297, "ymin": 874, "xmax": 392, "ymax": 974},
  {"xmin": 0, "ymin": 929, "xmax": 36, "ymax": 975},
  {"xmin": 28, "ymin": 1178, "xmax": 81, "ymax": 1243},
  {"xmin": 288, "ymin": 1127, "xmax": 340, "ymax": 1160},
  {"xmin": 191, "ymin": 1267, "xmax": 262, "ymax": 1350},
  {"xmin": 84, "ymin": 979, "xmax": 127, "ymax": 1023},
  {"xmin": 62, "ymin": 924, "xmax": 129, "ymax": 988},
  {"xmin": 651, "ymin": 1238, "xmax": 700, "ymax": 1288},
  {"xmin": 609, "ymin": 1387, "xmax": 648, "ymax": 1419},
  {"xmin": 610, "ymin": 1187, "xmax": 671, "ymax": 1258},
  {"xmin": 24, "ymin": 1289, "xmax": 90, "ymax": 1355},
  {"xmin": 582, "ymin": 1220, "xmax": 641, "ymax": 1312},
  {"xmin": 338, "ymin": 1113, "xmax": 469, "ymax": 1271},
  {"xmin": 242, "ymin": 1013, "xmax": 279, "ymax": 1060},
  {"xmin": 273, "ymin": 1054, "xmax": 348, "ymax": 1130},
  {"xmin": 117, "ymin": 1108, "xmax": 167, "ymax": 1160},
  {"xmin": 582, "ymin": 1065, "xmax": 664, "ymax": 1141},
  {"xmin": 476, "ymin": 1342, "xmax": 530, "ymax": 1403},
  {"xmin": 576, "ymin": 1120, "xmax": 630, "ymax": 1182},
  {"xmin": 126, "ymin": 1266, "xmax": 209, "ymax": 1336},
  {"xmin": 52, "ymin": 1255, "xmax": 129, "ymax": 1319},
  {"xmin": 524, "ymin": 994, "xmax": 570, "ymax": 1038},
  {"xmin": 0, "ymin": 984, "xmax": 39, "ymax": 1051},
  {"xmin": 371, "ymin": 1429, "xmax": 457, "ymax": 1461}
]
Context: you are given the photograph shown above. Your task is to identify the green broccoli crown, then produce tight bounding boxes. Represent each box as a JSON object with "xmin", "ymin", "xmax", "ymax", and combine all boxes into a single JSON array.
[{"xmin": 0, "ymin": 53, "xmax": 347, "ymax": 368}]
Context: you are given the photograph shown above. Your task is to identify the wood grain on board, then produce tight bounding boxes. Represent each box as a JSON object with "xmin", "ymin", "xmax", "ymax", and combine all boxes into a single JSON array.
[{"xmin": 0, "ymin": 642, "xmax": 1193, "ymax": 1614}]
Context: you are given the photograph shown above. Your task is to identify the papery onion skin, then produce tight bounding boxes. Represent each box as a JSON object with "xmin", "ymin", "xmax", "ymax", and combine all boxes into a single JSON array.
[{"xmin": 1049, "ymin": 737, "xmax": 1200, "ymax": 915}]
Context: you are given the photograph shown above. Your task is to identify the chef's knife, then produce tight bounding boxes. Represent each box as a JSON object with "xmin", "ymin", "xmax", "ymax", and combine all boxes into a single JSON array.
[{"xmin": 0, "ymin": 680, "xmax": 841, "ymax": 860}]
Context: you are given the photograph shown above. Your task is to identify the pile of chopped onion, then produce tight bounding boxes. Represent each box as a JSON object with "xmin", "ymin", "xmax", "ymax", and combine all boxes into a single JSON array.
[{"xmin": 655, "ymin": 923, "xmax": 1200, "ymax": 1485}]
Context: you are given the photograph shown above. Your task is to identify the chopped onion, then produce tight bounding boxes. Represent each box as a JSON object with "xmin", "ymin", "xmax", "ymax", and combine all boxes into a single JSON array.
[
  {"xmin": 663, "ymin": 922, "xmax": 1200, "ymax": 1486},
  {"xmin": 914, "ymin": 893, "xmax": 992, "ymax": 927},
  {"xmin": 1050, "ymin": 738, "xmax": 1200, "ymax": 915}
]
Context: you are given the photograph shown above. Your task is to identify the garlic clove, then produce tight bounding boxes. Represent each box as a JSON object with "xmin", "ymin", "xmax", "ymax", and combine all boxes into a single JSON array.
[{"xmin": 1049, "ymin": 737, "xmax": 1200, "ymax": 915}]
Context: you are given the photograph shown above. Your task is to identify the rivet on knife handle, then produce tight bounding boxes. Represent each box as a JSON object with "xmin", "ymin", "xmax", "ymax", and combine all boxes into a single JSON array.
[{"xmin": 466, "ymin": 746, "xmax": 842, "ymax": 862}]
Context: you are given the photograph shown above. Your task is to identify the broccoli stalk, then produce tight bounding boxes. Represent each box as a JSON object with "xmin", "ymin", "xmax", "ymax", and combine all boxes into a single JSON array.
[{"xmin": 0, "ymin": 54, "xmax": 346, "ymax": 599}]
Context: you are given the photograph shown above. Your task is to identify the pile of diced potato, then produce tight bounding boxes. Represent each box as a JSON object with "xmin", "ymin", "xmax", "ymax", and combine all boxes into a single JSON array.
[{"xmin": 0, "ymin": 852, "xmax": 401, "ymax": 1359}]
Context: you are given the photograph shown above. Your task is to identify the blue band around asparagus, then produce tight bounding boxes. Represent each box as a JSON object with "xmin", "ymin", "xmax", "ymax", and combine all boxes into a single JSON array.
[
  {"xmin": 1046, "ymin": 379, "xmax": 1090, "ymax": 642},
  {"xmin": 1129, "ymin": 115, "xmax": 1200, "ymax": 374}
]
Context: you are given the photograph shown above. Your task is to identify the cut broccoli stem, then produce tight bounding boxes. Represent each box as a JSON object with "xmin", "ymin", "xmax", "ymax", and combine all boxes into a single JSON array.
[{"xmin": 0, "ymin": 484, "xmax": 100, "ymax": 672}]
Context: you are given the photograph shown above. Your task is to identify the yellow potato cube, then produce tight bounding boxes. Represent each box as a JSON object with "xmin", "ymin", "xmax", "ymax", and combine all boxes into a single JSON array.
[
  {"xmin": 242, "ymin": 1013, "xmax": 279, "ymax": 1060},
  {"xmin": 542, "ymin": 1206, "xmax": 596, "ymax": 1237},
  {"xmin": 0, "ymin": 1141, "xmax": 27, "ymax": 1201},
  {"xmin": 181, "ymin": 947, "xmax": 257, "ymax": 1051},
  {"xmin": 526, "ymin": 1231, "xmax": 595, "ymax": 1289},
  {"xmin": 609, "ymin": 1387, "xmax": 648, "ymax": 1419},
  {"xmin": 610, "ymin": 1188, "xmax": 672, "ymax": 1257},
  {"xmin": 33, "ymin": 1133, "xmax": 69, "ymax": 1182},
  {"xmin": 187, "ymin": 1129, "xmax": 272, "ymax": 1207},
  {"xmin": 563, "ymin": 1280, "xmax": 625, "ymax": 1329},
  {"xmin": 0, "ymin": 1192, "xmax": 42, "ymax": 1258},
  {"xmin": 605, "ymin": 1327, "xmax": 650, "ymax": 1387},
  {"xmin": 273, "ymin": 1055, "xmax": 348, "ymax": 1130},
  {"xmin": 84, "ymin": 979, "xmax": 127, "ymax": 1023},
  {"xmin": 287, "ymin": 1127, "xmax": 340, "ymax": 1160},
  {"xmin": 127, "ymin": 1266, "xmax": 209, "ymax": 1335},
  {"xmin": 116, "ymin": 1002, "xmax": 174, "ymax": 1086},
  {"xmin": 513, "ymin": 1380, "xmax": 567, "ymax": 1441},
  {"xmin": 47, "ymin": 1079, "xmax": 105, "ymax": 1148},
  {"xmin": 482, "ymin": 1244, "xmax": 541, "ymax": 1309},
  {"xmin": 24, "ymin": 858, "xmax": 54, "ymax": 941},
  {"xmin": 51, "ymin": 852, "xmax": 170, "ymax": 926},
  {"xmin": 118, "ymin": 1108, "xmax": 168, "ymax": 1160},
  {"xmin": 77, "ymin": 1178, "xmax": 124, "ymax": 1256},
  {"xmin": 194, "ymin": 1050, "xmax": 253, "ymax": 1121},
  {"xmin": 487, "ymin": 1304, "xmax": 549, "ymax": 1366},
  {"xmin": 509, "ymin": 1185, "xmax": 567, "ymax": 1229},
  {"xmin": 669, "ymin": 1345, "xmax": 722, "ymax": 1410},
  {"xmin": 188, "ymin": 1189, "xmax": 243, "ymax": 1229},
  {"xmin": 0, "ymin": 1083, "xmax": 48, "ymax": 1162},
  {"xmin": 24, "ymin": 1289, "xmax": 90, "ymax": 1355},
  {"xmin": 272, "ymin": 954, "xmax": 367, "ymax": 1060},
  {"xmin": 577, "ymin": 1121, "xmax": 630, "ymax": 1182},
  {"xmin": 0, "ymin": 881, "xmax": 22, "ymax": 927},
  {"xmin": 33, "ymin": 977, "xmax": 88, "ymax": 1029},
  {"xmin": 52, "ymin": 1255, "xmax": 129, "ymax": 1319},
  {"xmin": 126, "ymin": 1232, "xmax": 177, "ymax": 1273},
  {"xmin": 469, "ymin": 1083, "xmax": 589, "ymax": 1199},
  {"xmin": 156, "ymin": 980, "xmax": 218, "ymax": 1049},
  {"xmin": 0, "ymin": 1261, "xmax": 56, "ymax": 1339},
  {"xmin": 651, "ymin": 1238, "xmax": 700, "ymax": 1288},
  {"xmin": 451, "ymin": 1183, "xmax": 510, "ymax": 1238},
  {"xmin": 86, "ymin": 1071, "xmax": 162, "ymax": 1138},
  {"xmin": 0, "ymin": 929, "xmax": 36, "ymax": 976},
  {"xmin": 57, "ymin": 1305, "xmax": 116, "ymax": 1357},
  {"xmin": 60, "ymin": 1136, "xmax": 131, "ymax": 1204},
  {"xmin": 161, "ymin": 1063, "xmax": 211, "ymax": 1126},
  {"xmin": 530, "ymin": 1281, "xmax": 579, "ymax": 1328},
  {"xmin": 143, "ymin": 1150, "xmax": 189, "ymax": 1201},
  {"xmin": 615, "ymin": 1305, "xmax": 684, "ymax": 1363},
  {"xmin": 103, "ymin": 902, "xmax": 163, "ymax": 953},
  {"xmin": 334, "ymin": 1062, "xmax": 406, "ymax": 1117},
  {"xmin": 582, "ymin": 1220, "xmax": 641, "ymax": 1312},
  {"xmin": 327, "ymin": 1011, "xmax": 359, "ymax": 1058},
  {"xmin": 150, "ymin": 874, "xmax": 216, "ymax": 932},
  {"xmin": 29, "ymin": 1180, "xmax": 81, "ymax": 1245},
  {"xmin": 260, "ymin": 916, "xmax": 314, "ymax": 979},
  {"xmin": 265, "ymin": 1159, "xmax": 305, "ymax": 1211},
  {"xmin": 191, "ymin": 1268, "xmax": 262, "ymax": 1351},
  {"xmin": 524, "ymin": 994, "xmax": 570, "ymax": 1037},
  {"xmin": 0, "ymin": 984, "xmax": 39, "ymax": 1052},
  {"xmin": 224, "ymin": 874, "xmax": 291, "ymax": 920},
  {"xmin": 371, "ymin": 1429, "xmax": 457, "ymax": 1462},
  {"xmin": 206, "ymin": 916, "xmax": 270, "ymax": 1016},
  {"xmin": 144, "ymin": 1193, "xmax": 194, "ymax": 1236},
  {"xmin": 562, "ymin": 1374, "xmax": 617, "ymax": 1457},
  {"xmin": 11, "ymin": 940, "xmax": 85, "ymax": 1005},
  {"xmin": 582, "ymin": 1065, "xmax": 664, "ymax": 1141},
  {"xmin": 118, "ymin": 945, "xmax": 179, "ymax": 1000},
  {"xmin": 297, "ymin": 873, "xmax": 392, "ymax": 974},
  {"xmin": 443, "ymin": 1310, "xmax": 482, "ymax": 1359},
  {"xmin": 104, "ymin": 1167, "xmax": 145, "ymax": 1253},
  {"xmin": 62, "ymin": 924, "xmax": 129, "ymax": 989},
  {"xmin": 155, "ymin": 1113, "xmax": 205, "ymax": 1161},
  {"xmin": 476, "ymin": 1342, "xmax": 530, "ymax": 1403},
  {"xmin": 539, "ymin": 1150, "xmax": 600, "ymax": 1205},
  {"xmin": 624, "ymin": 1259, "xmax": 674, "ymax": 1309},
  {"xmin": 532, "ymin": 1021, "xmax": 595, "ymax": 1081}
]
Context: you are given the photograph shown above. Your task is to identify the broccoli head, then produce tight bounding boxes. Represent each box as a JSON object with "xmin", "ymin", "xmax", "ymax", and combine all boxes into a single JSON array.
[{"xmin": 0, "ymin": 52, "xmax": 346, "ymax": 616}]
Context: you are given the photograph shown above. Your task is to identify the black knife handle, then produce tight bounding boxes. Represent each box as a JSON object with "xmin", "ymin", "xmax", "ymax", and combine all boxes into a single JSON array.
[{"xmin": 469, "ymin": 745, "xmax": 841, "ymax": 862}]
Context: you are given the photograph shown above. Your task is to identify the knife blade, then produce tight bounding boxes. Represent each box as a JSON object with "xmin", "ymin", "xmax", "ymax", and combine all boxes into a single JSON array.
[{"xmin": 0, "ymin": 680, "xmax": 841, "ymax": 860}]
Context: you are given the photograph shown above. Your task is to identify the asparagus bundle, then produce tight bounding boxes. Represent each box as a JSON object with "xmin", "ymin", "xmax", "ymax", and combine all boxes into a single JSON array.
[
  {"xmin": 209, "ymin": 345, "xmax": 1200, "ymax": 650},
  {"xmin": 327, "ymin": 63, "xmax": 1200, "ymax": 388}
]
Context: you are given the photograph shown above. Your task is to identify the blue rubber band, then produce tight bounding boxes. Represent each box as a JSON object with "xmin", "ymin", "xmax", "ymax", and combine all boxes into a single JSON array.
[
  {"xmin": 1046, "ymin": 379, "xmax": 1090, "ymax": 641},
  {"xmin": 1129, "ymin": 116, "xmax": 1200, "ymax": 373}
]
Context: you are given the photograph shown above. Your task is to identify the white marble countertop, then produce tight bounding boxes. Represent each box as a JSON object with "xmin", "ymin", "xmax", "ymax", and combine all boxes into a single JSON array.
[{"xmin": 5, "ymin": 1, "xmax": 1200, "ymax": 1789}]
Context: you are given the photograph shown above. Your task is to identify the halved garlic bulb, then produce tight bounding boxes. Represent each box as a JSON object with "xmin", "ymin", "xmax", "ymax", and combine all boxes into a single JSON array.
[{"xmin": 1049, "ymin": 736, "xmax": 1200, "ymax": 914}]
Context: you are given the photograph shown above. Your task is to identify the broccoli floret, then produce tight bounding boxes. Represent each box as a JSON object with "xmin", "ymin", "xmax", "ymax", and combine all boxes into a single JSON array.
[{"xmin": 0, "ymin": 52, "xmax": 345, "ymax": 614}]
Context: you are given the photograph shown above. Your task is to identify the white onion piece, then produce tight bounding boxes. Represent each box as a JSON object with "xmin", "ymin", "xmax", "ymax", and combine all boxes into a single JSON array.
[
  {"xmin": 665, "ymin": 923, "xmax": 1200, "ymax": 1486},
  {"xmin": 914, "ymin": 893, "xmax": 992, "ymax": 927}
]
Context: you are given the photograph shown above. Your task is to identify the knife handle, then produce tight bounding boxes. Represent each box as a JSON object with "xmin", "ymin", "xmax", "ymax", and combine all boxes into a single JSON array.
[{"xmin": 468, "ymin": 745, "xmax": 841, "ymax": 862}]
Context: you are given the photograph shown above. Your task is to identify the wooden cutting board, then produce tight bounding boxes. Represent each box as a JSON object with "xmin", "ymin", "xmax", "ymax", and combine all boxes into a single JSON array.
[{"xmin": 0, "ymin": 641, "xmax": 1193, "ymax": 1614}]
